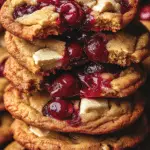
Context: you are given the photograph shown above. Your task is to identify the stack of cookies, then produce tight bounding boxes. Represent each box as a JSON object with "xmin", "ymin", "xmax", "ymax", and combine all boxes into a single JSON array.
[
  {"xmin": 0, "ymin": 33, "xmax": 13, "ymax": 147},
  {"xmin": 1, "ymin": 0, "xmax": 150, "ymax": 149}
]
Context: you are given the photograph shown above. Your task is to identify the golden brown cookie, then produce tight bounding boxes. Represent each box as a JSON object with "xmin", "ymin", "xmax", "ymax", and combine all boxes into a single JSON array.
[
  {"xmin": 5, "ymin": 141, "xmax": 26, "ymax": 150},
  {"xmin": 11, "ymin": 116, "xmax": 148, "ymax": 150},
  {"xmin": 4, "ymin": 57, "xmax": 146, "ymax": 98},
  {"xmin": 0, "ymin": 78, "xmax": 8, "ymax": 111},
  {"xmin": 0, "ymin": 112, "xmax": 13, "ymax": 145},
  {"xmin": 5, "ymin": 31, "xmax": 150, "ymax": 74},
  {"xmin": 4, "ymin": 84, "xmax": 145, "ymax": 135},
  {"xmin": 0, "ymin": 0, "xmax": 139, "ymax": 41}
]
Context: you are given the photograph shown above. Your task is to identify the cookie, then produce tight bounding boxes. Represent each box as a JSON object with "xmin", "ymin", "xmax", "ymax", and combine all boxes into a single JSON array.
[
  {"xmin": 0, "ymin": 0, "xmax": 139, "ymax": 41},
  {"xmin": 5, "ymin": 141, "xmax": 26, "ymax": 150},
  {"xmin": 11, "ymin": 116, "xmax": 148, "ymax": 150},
  {"xmin": 0, "ymin": 78, "xmax": 8, "ymax": 111},
  {"xmin": 4, "ymin": 84, "xmax": 145, "ymax": 134},
  {"xmin": 5, "ymin": 31, "xmax": 150, "ymax": 74},
  {"xmin": 0, "ymin": 112, "xmax": 13, "ymax": 145},
  {"xmin": 4, "ymin": 57, "xmax": 146, "ymax": 98}
]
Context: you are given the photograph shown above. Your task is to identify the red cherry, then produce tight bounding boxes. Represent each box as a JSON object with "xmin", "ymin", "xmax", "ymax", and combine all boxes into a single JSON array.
[
  {"xmin": 0, "ymin": 0, "xmax": 5, "ymax": 8},
  {"xmin": 43, "ymin": 99, "xmax": 74, "ymax": 120},
  {"xmin": 0, "ymin": 59, "xmax": 7, "ymax": 77},
  {"xmin": 140, "ymin": 4, "xmax": 150, "ymax": 21},
  {"xmin": 120, "ymin": 0, "xmax": 131, "ymax": 14},
  {"xmin": 13, "ymin": 3, "xmax": 41, "ymax": 19},
  {"xmin": 77, "ymin": 63, "xmax": 122, "ymax": 98},
  {"xmin": 67, "ymin": 42, "xmax": 83, "ymax": 60},
  {"xmin": 47, "ymin": 73, "xmax": 80, "ymax": 98},
  {"xmin": 84, "ymin": 34, "xmax": 108, "ymax": 62},
  {"xmin": 60, "ymin": 2, "xmax": 84, "ymax": 25},
  {"xmin": 79, "ymin": 72, "xmax": 112, "ymax": 97}
]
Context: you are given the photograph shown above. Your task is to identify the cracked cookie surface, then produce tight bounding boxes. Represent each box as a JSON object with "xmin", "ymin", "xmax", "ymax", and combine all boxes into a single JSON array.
[{"xmin": 11, "ymin": 116, "xmax": 147, "ymax": 150}]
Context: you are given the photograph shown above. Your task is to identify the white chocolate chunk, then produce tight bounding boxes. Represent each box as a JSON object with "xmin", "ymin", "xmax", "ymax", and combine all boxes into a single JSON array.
[
  {"xmin": 29, "ymin": 126, "xmax": 49, "ymax": 137},
  {"xmin": 92, "ymin": 0, "xmax": 120, "ymax": 13},
  {"xmin": 102, "ymin": 144, "xmax": 110, "ymax": 150},
  {"xmin": 80, "ymin": 98, "xmax": 108, "ymax": 115},
  {"xmin": 15, "ymin": 6, "xmax": 59, "ymax": 26},
  {"xmin": 33, "ymin": 48, "xmax": 63, "ymax": 68}
]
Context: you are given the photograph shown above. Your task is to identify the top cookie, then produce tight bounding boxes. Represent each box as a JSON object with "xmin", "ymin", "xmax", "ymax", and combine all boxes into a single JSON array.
[{"xmin": 0, "ymin": 0, "xmax": 138, "ymax": 40}]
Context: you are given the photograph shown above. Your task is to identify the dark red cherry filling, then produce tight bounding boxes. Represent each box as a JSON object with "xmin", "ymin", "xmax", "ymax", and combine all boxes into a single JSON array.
[
  {"xmin": 77, "ymin": 63, "xmax": 123, "ymax": 97},
  {"xmin": 13, "ymin": 0, "xmax": 84, "ymax": 27},
  {"xmin": 42, "ymin": 99, "xmax": 74, "ymax": 120},
  {"xmin": 120, "ymin": 0, "xmax": 131, "ymax": 14},
  {"xmin": 47, "ymin": 73, "xmax": 81, "ymax": 99},
  {"xmin": 66, "ymin": 42, "xmax": 89, "ymax": 66},
  {"xmin": 0, "ymin": 0, "xmax": 5, "ymax": 8},
  {"xmin": 13, "ymin": 3, "xmax": 41, "ymax": 19},
  {"xmin": 78, "ymin": 72, "xmax": 113, "ymax": 97},
  {"xmin": 59, "ymin": 2, "xmax": 84, "ymax": 26},
  {"xmin": 67, "ymin": 42, "xmax": 83, "ymax": 60},
  {"xmin": 42, "ymin": 99, "xmax": 81, "ymax": 125},
  {"xmin": 139, "ymin": 4, "xmax": 150, "ymax": 21},
  {"xmin": 45, "ymin": 62, "xmax": 123, "ymax": 99},
  {"xmin": 84, "ymin": 33, "xmax": 108, "ymax": 63},
  {"xmin": 13, "ymin": 0, "xmax": 130, "ymax": 32},
  {"xmin": 0, "ymin": 58, "xmax": 7, "ymax": 77}
]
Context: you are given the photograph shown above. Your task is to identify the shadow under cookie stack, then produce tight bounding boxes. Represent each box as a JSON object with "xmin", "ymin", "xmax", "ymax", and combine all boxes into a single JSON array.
[{"xmin": 1, "ymin": 0, "xmax": 150, "ymax": 149}]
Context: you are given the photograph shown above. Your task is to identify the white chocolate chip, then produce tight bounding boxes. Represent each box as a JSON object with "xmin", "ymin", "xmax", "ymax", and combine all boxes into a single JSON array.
[
  {"xmin": 80, "ymin": 98, "xmax": 108, "ymax": 117},
  {"xmin": 92, "ymin": 0, "xmax": 120, "ymax": 13},
  {"xmin": 33, "ymin": 48, "xmax": 63, "ymax": 68},
  {"xmin": 29, "ymin": 126, "xmax": 49, "ymax": 137},
  {"xmin": 101, "ymin": 144, "xmax": 110, "ymax": 150}
]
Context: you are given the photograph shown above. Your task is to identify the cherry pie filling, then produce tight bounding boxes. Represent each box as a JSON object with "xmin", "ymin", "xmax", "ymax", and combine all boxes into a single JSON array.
[
  {"xmin": 13, "ymin": 0, "xmax": 131, "ymax": 32},
  {"xmin": 42, "ymin": 62, "xmax": 124, "ymax": 125},
  {"xmin": 0, "ymin": 0, "xmax": 5, "ymax": 8},
  {"xmin": 139, "ymin": 4, "xmax": 150, "ymax": 21},
  {"xmin": 0, "ymin": 58, "xmax": 7, "ymax": 77},
  {"xmin": 45, "ymin": 32, "xmax": 110, "ymax": 70}
]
